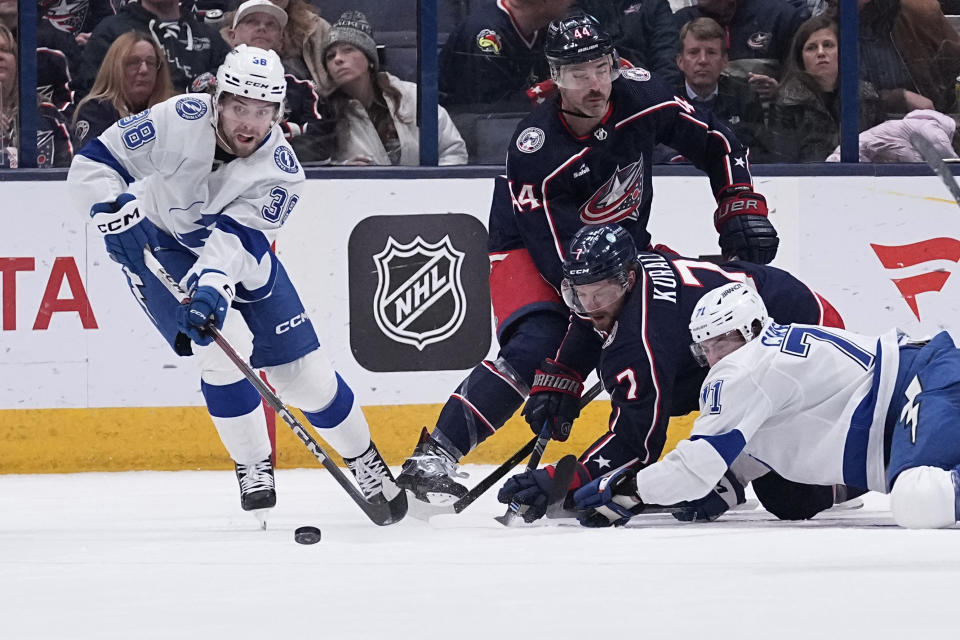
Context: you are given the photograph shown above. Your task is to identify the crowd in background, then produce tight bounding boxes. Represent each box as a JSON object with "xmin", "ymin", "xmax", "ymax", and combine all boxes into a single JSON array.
[{"xmin": 4, "ymin": 0, "xmax": 960, "ymax": 167}]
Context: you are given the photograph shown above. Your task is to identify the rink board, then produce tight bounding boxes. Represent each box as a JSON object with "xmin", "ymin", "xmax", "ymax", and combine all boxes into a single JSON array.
[{"xmin": 2, "ymin": 174, "xmax": 959, "ymax": 472}]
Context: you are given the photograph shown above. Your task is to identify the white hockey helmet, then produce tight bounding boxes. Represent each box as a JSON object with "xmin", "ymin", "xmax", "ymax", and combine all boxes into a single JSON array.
[
  {"xmin": 214, "ymin": 44, "xmax": 286, "ymax": 126},
  {"xmin": 689, "ymin": 282, "xmax": 769, "ymax": 365}
]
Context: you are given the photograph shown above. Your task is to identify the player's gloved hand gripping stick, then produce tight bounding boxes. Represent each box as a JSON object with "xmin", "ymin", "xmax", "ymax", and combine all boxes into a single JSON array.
[
  {"xmin": 142, "ymin": 247, "xmax": 407, "ymax": 526},
  {"xmin": 494, "ymin": 379, "xmax": 602, "ymax": 526}
]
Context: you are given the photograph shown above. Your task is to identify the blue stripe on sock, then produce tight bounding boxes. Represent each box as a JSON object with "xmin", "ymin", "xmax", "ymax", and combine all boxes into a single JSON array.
[
  {"xmin": 201, "ymin": 378, "xmax": 262, "ymax": 418},
  {"xmin": 303, "ymin": 374, "xmax": 354, "ymax": 429}
]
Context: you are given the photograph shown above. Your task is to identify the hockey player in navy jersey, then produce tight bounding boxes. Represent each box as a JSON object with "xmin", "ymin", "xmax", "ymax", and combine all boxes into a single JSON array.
[
  {"xmin": 498, "ymin": 224, "xmax": 851, "ymax": 523},
  {"xmin": 396, "ymin": 13, "xmax": 778, "ymax": 505},
  {"xmin": 576, "ymin": 282, "xmax": 960, "ymax": 529},
  {"xmin": 67, "ymin": 45, "xmax": 404, "ymax": 526}
]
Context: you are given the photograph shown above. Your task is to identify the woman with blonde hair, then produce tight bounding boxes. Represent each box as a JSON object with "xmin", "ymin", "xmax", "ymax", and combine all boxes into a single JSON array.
[
  {"xmin": 72, "ymin": 31, "xmax": 175, "ymax": 149},
  {"xmin": 323, "ymin": 11, "xmax": 467, "ymax": 165}
]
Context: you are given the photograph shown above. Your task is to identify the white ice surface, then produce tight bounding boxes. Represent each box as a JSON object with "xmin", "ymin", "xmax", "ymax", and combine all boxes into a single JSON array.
[{"xmin": 1, "ymin": 467, "xmax": 957, "ymax": 640}]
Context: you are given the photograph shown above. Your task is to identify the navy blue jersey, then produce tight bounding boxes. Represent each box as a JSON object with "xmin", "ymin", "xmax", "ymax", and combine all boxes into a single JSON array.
[
  {"xmin": 439, "ymin": 0, "xmax": 550, "ymax": 109},
  {"xmin": 505, "ymin": 71, "xmax": 753, "ymax": 290},
  {"xmin": 557, "ymin": 252, "xmax": 836, "ymax": 478}
]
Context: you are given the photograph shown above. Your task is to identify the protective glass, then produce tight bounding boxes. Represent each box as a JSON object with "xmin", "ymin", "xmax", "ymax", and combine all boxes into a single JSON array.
[
  {"xmin": 561, "ymin": 276, "xmax": 628, "ymax": 314},
  {"xmin": 553, "ymin": 55, "xmax": 620, "ymax": 90},
  {"xmin": 690, "ymin": 331, "xmax": 746, "ymax": 367}
]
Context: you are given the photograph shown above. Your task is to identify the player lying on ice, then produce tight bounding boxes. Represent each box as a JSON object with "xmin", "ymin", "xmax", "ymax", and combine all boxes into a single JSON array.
[
  {"xmin": 67, "ymin": 45, "xmax": 403, "ymax": 527},
  {"xmin": 575, "ymin": 281, "xmax": 960, "ymax": 529},
  {"xmin": 496, "ymin": 223, "xmax": 864, "ymax": 523}
]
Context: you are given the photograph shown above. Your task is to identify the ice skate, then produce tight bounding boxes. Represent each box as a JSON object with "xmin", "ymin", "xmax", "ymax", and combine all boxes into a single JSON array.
[
  {"xmin": 345, "ymin": 442, "xmax": 402, "ymax": 504},
  {"xmin": 396, "ymin": 428, "xmax": 468, "ymax": 505},
  {"xmin": 235, "ymin": 457, "xmax": 276, "ymax": 529}
]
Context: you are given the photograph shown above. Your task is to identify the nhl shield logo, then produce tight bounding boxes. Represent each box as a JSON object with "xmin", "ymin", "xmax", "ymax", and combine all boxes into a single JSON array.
[{"xmin": 373, "ymin": 235, "xmax": 467, "ymax": 350}]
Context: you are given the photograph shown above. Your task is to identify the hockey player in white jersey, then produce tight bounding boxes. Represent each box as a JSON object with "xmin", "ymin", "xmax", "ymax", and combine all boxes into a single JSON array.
[
  {"xmin": 575, "ymin": 281, "xmax": 960, "ymax": 529},
  {"xmin": 67, "ymin": 45, "xmax": 405, "ymax": 526}
]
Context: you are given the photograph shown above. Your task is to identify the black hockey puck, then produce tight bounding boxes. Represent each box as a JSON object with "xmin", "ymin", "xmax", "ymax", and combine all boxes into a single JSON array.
[{"xmin": 294, "ymin": 526, "xmax": 321, "ymax": 545}]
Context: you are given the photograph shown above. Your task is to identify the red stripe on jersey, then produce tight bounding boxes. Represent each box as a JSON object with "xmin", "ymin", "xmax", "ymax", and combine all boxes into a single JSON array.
[
  {"xmin": 638, "ymin": 270, "xmax": 661, "ymax": 464},
  {"xmin": 542, "ymin": 147, "xmax": 592, "ymax": 261},
  {"xmin": 451, "ymin": 393, "xmax": 497, "ymax": 434},
  {"xmin": 614, "ymin": 100, "xmax": 678, "ymax": 130}
]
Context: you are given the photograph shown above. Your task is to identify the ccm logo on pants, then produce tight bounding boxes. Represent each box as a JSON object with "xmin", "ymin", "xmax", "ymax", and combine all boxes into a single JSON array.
[{"xmin": 276, "ymin": 312, "xmax": 308, "ymax": 334}]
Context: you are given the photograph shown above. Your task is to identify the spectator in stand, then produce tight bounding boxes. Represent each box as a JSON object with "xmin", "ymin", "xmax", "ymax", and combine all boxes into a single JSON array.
[
  {"xmin": 858, "ymin": 0, "xmax": 960, "ymax": 115},
  {"xmin": 439, "ymin": 0, "xmax": 574, "ymax": 111},
  {"xmin": 222, "ymin": 0, "xmax": 335, "ymax": 163},
  {"xmin": 40, "ymin": 0, "xmax": 116, "ymax": 46},
  {"xmin": 825, "ymin": 109, "xmax": 958, "ymax": 162},
  {"xmin": 767, "ymin": 15, "xmax": 884, "ymax": 162},
  {"xmin": 221, "ymin": 0, "xmax": 333, "ymax": 94},
  {"xmin": 674, "ymin": 17, "xmax": 769, "ymax": 160},
  {"xmin": 0, "ymin": 24, "xmax": 73, "ymax": 168},
  {"xmin": 71, "ymin": 31, "xmax": 174, "ymax": 149},
  {"xmin": 578, "ymin": 0, "xmax": 682, "ymax": 87},
  {"xmin": 76, "ymin": 0, "xmax": 231, "ymax": 97},
  {"xmin": 674, "ymin": 0, "xmax": 809, "ymax": 100},
  {"xmin": 324, "ymin": 11, "xmax": 467, "ymax": 165}
]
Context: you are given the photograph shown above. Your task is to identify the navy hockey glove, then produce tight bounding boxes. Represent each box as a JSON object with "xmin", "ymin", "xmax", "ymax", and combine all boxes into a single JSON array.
[
  {"xmin": 714, "ymin": 185, "xmax": 779, "ymax": 264},
  {"xmin": 522, "ymin": 359, "xmax": 584, "ymax": 441},
  {"xmin": 573, "ymin": 467, "xmax": 645, "ymax": 527},
  {"xmin": 176, "ymin": 271, "xmax": 232, "ymax": 346},
  {"xmin": 90, "ymin": 193, "xmax": 156, "ymax": 273},
  {"xmin": 671, "ymin": 470, "xmax": 746, "ymax": 522},
  {"xmin": 498, "ymin": 462, "xmax": 583, "ymax": 523}
]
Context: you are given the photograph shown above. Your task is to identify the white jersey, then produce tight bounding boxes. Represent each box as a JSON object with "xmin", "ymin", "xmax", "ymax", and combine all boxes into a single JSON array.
[
  {"xmin": 636, "ymin": 322, "xmax": 902, "ymax": 506},
  {"xmin": 67, "ymin": 94, "xmax": 305, "ymax": 298}
]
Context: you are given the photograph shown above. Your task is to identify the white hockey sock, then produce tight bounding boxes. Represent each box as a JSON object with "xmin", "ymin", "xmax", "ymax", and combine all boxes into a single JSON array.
[
  {"xmin": 210, "ymin": 408, "xmax": 272, "ymax": 465},
  {"xmin": 313, "ymin": 401, "xmax": 371, "ymax": 459},
  {"xmin": 889, "ymin": 466, "xmax": 958, "ymax": 529}
]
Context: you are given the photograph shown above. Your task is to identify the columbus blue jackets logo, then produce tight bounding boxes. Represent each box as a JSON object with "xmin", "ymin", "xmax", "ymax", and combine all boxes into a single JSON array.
[
  {"xmin": 516, "ymin": 127, "xmax": 545, "ymax": 153},
  {"xmin": 373, "ymin": 235, "xmax": 466, "ymax": 350},
  {"xmin": 274, "ymin": 146, "xmax": 299, "ymax": 174},
  {"xmin": 579, "ymin": 159, "xmax": 644, "ymax": 224},
  {"xmin": 746, "ymin": 32, "xmax": 773, "ymax": 53},
  {"xmin": 476, "ymin": 29, "xmax": 502, "ymax": 54},
  {"xmin": 175, "ymin": 96, "xmax": 208, "ymax": 120},
  {"xmin": 620, "ymin": 67, "xmax": 651, "ymax": 82}
]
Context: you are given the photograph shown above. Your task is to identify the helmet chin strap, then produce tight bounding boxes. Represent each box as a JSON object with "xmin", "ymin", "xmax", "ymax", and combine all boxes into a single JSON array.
[{"xmin": 556, "ymin": 95, "xmax": 609, "ymax": 121}]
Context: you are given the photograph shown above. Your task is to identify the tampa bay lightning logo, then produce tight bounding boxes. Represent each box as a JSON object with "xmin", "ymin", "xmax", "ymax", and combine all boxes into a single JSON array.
[
  {"xmin": 274, "ymin": 146, "xmax": 300, "ymax": 174},
  {"xmin": 175, "ymin": 96, "xmax": 208, "ymax": 120}
]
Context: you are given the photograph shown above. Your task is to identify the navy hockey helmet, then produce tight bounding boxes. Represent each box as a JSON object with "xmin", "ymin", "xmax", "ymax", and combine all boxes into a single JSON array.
[
  {"xmin": 563, "ymin": 224, "xmax": 638, "ymax": 285},
  {"xmin": 561, "ymin": 224, "xmax": 638, "ymax": 314},
  {"xmin": 544, "ymin": 13, "xmax": 618, "ymax": 83}
]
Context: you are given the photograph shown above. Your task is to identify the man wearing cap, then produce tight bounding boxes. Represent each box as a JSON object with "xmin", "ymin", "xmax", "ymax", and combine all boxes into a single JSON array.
[
  {"xmin": 76, "ymin": 0, "xmax": 231, "ymax": 98},
  {"xmin": 222, "ymin": 0, "xmax": 336, "ymax": 163}
]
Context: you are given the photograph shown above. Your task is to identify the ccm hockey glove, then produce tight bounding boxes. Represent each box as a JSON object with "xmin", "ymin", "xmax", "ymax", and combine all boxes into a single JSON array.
[
  {"xmin": 176, "ymin": 270, "xmax": 233, "ymax": 346},
  {"xmin": 522, "ymin": 359, "xmax": 584, "ymax": 441},
  {"xmin": 573, "ymin": 467, "xmax": 645, "ymax": 527},
  {"xmin": 714, "ymin": 185, "xmax": 779, "ymax": 264},
  {"xmin": 90, "ymin": 193, "xmax": 156, "ymax": 273}
]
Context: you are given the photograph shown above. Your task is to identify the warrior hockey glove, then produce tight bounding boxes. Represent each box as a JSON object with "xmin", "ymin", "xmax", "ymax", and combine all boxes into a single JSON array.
[
  {"xmin": 497, "ymin": 461, "xmax": 589, "ymax": 523},
  {"xmin": 714, "ymin": 185, "xmax": 779, "ymax": 264},
  {"xmin": 90, "ymin": 193, "xmax": 157, "ymax": 274},
  {"xmin": 671, "ymin": 469, "xmax": 746, "ymax": 522},
  {"xmin": 573, "ymin": 467, "xmax": 645, "ymax": 527},
  {"xmin": 522, "ymin": 359, "xmax": 584, "ymax": 441},
  {"xmin": 176, "ymin": 270, "xmax": 233, "ymax": 346}
]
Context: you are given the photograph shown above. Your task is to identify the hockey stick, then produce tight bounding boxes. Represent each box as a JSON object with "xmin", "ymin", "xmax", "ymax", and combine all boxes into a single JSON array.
[
  {"xmin": 495, "ymin": 381, "xmax": 603, "ymax": 526},
  {"xmin": 447, "ymin": 379, "xmax": 603, "ymax": 516},
  {"xmin": 142, "ymin": 247, "xmax": 407, "ymax": 526},
  {"xmin": 909, "ymin": 131, "xmax": 960, "ymax": 204}
]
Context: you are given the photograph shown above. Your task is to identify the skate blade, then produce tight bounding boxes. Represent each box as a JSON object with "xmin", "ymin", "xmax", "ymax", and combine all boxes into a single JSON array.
[{"xmin": 252, "ymin": 508, "xmax": 271, "ymax": 530}]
